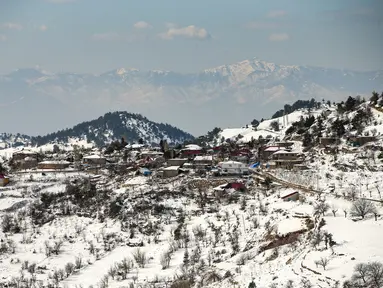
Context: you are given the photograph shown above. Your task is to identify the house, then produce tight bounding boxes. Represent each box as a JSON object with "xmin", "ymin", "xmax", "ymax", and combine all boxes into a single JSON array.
[
  {"xmin": 37, "ymin": 161, "xmax": 71, "ymax": 170},
  {"xmin": 11, "ymin": 150, "xmax": 39, "ymax": 169},
  {"xmin": 161, "ymin": 166, "xmax": 180, "ymax": 178},
  {"xmin": 167, "ymin": 158, "xmax": 188, "ymax": 167},
  {"xmin": 281, "ymin": 190, "xmax": 299, "ymax": 201},
  {"xmin": 194, "ymin": 155, "xmax": 213, "ymax": 167},
  {"xmin": 274, "ymin": 142, "xmax": 294, "ymax": 149},
  {"xmin": 18, "ymin": 157, "xmax": 38, "ymax": 169},
  {"xmin": 126, "ymin": 143, "xmax": 146, "ymax": 150},
  {"xmin": 181, "ymin": 144, "xmax": 203, "ymax": 156},
  {"xmin": 217, "ymin": 160, "xmax": 249, "ymax": 175},
  {"xmin": 259, "ymin": 146, "xmax": 286, "ymax": 161},
  {"xmin": 12, "ymin": 150, "xmax": 39, "ymax": 162},
  {"xmin": 82, "ymin": 155, "xmax": 107, "ymax": 166},
  {"xmin": 271, "ymin": 150, "xmax": 304, "ymax": 169},
  {"xmin": 0, "ymin": 174, "xmax": 9, "ymax": 187}
]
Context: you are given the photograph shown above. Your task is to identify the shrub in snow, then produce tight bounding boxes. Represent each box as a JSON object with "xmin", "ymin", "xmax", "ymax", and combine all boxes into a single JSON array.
[
  {"xmin": 132, "ymin": 248, "xmax": 147, "ymax": 268},
  {"xmin": 170, "ymin": 280, "xmax": 190, "ymax": 288},
  {"xmin": 118, "ymin": 258, "xmax": 133, "ymax": 280},
  {"xmin": 285, "ymin": 280, "xmax": 294, "ymax": 288},
  {"xmin": 300, "ymin": 278, "xmax": 313, "ymax": 288},
  {"xmin": 65, "ymin": 262, "xmax": 75, "ymax": 277}
]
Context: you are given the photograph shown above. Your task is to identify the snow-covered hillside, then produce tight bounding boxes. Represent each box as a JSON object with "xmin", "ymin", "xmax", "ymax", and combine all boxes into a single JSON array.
[
  {"xmin": 0, "ymin": 111, "xmax": 194, "ymax": 150},
  {"xmin": 1, "ymin": 165, "xmax": 383, "ymax": 288}
]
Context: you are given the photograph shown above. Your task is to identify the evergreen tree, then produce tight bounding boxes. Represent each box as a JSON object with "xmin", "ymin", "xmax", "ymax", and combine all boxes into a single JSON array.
[
  {"xmin": 183, "ymin": 249, "xmax": 189, "ymax": 267},
  {"xmin": 370, "ymin": 91, "xmax": 379, "ymax": 105}
]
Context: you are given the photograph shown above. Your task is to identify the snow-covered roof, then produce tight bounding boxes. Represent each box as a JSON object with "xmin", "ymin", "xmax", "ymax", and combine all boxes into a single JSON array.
[
  {"xmin": 24, "ymin": 156, "xmax": 36, "ymax": 161},
  {"xmin": 83, "ymin": 154, "xmax": 105, "ymax": 159},
  {"xmin": 213, "ymin": 184, "xmax": 228, "ymax": 191},
  {"xmin": 131, "ymin": 144, "xmax": 145, "ymax": 149},
  {"xmin": 264, "ymin": 146, "xmax": 285, "ymax": 152},
  {"xmin": 184, "ymin": 144, "xmax": 202, "ymax": 151},
  {"xmin": 277, "ymin": 218, "xmax": 305, "ymax": 236},
  {"xmin": 280, "ymin": 189, "xmax": 299, "ymax": 198},
  {"xmin": 163, "ymin": 166, "xmax": 180, "ymax": 171},
  {"xmin": 194, "ymin": 155, "xmax": 213, "ymax": 161},
  {"xmin": 38, "ymin": 161, "xmax": 71, "ymax": 165},
  {"xmin": 219, "ymin": 160, "xmax": 244, "ymax": 165},
  {"xmin": 272, "ymin": 150, "xmax": 300, "ymax": 155},
  {"xmin": 13, "ymin": 150, "xmax": 38, "ymax": 155}
]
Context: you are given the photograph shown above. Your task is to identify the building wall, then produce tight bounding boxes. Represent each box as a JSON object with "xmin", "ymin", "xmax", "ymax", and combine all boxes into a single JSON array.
[
  {"xmin": 83, "ymin": 158, "xmax": 107, "ymax": 165},
  {"xmin": 163, "ymin": 170, "xmax": 179, "ymax": 178},
  {"xmin": 273, "ymin": 153, "xmax": 300, "ymax": 160},
  {"xmin": 37, "ymin": 163, "xmax": 70, "ymax": 170},
  {"xmin": 168, "ymin": 159, "xmax": 188, "ymax": 166}
]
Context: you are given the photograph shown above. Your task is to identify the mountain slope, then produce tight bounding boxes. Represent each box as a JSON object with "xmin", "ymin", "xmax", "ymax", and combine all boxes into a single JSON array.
[
  {"xmin": 1, "ymin": 58, "xmax": 382, "ymax": 136},
  {"xmin": 0, "ymin": 111, "xmax": 194, "ymax": 148}
]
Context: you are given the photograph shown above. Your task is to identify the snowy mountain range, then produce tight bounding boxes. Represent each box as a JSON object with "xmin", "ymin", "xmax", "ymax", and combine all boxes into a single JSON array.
[
  {"xmin": 0, "ymin": 111, "xmax": 194, "ymax": 149},
  {"xmin": 1, "ymin": 57, "xmax": 382, "ymax": 136}
]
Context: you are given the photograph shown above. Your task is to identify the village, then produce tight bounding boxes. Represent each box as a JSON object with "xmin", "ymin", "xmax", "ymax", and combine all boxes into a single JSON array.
[
  {"xmin": 0, "ymin": 135, "xmax": 311, "ymax": 194},
  {"xmin": 1, "ymin": 102, "xmax": 383, "ymax": 288}
]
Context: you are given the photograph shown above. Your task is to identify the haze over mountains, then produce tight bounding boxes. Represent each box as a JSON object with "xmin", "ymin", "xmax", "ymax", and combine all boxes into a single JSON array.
[{"xmin": 1, "ymin": 57, "xmax": 382, "ymax": 136}]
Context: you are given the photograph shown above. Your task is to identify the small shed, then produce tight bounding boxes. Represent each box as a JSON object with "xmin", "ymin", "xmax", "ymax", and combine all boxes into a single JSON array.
[
  {"xmin": 38, "ymin": 161, "xmax": 71, "ymax": 170},
  {"xmin": 162, "ymin": 166, "xmax": 180, "ymax": 178},
  {"xmin": 281, "ymin": 190, "xmax": 299, "ymax": 201}
]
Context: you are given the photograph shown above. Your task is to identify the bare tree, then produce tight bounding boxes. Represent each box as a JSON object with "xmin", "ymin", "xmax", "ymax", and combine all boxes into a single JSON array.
[
  {"xmin": 314, "ymin": 201, "xmax": 330, "ymax": 217},
  {"xmin": 52, "ymin": 239, "xmax": 64, "ymax": 255},
  {"xmin": 348, "ymin": 262, "xmax": 383, "ymax": 287},
  {"xmin": 342, "ymin": 208, "xmax": 348, "ymax": 218},
  {"xmin": 348, "ymin": 188, "xmax": 358, "ymax": 201},
  {"xmin": 44, "ymin": 241, "xmax": 51, "ymax": 257},
  {"xmin": 330, "ymin": 205, "xmax": 338, "ymax": 217},
  {"xmin": 160, "ymin": 250, "xmax": 172, "ymax": 270},
  {"xmin": 315, "ymin": 257, "xmax": 330, "ymax": 270},
  {"xmin": 75, "ymin": 256, "xmax": 83, "ymax": 270},
  {"xmin": 107, "ymin": 264, "xmax": 117, "ymax": 279},
  {"xmin": 350, "ymin": 199, "xmax": 376, "ymax": 219}
]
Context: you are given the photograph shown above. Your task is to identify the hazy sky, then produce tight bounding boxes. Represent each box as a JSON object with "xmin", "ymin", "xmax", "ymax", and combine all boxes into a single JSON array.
[{"xmin": 0, "ymin": 0, "xmax": 382, "ymax": 74}]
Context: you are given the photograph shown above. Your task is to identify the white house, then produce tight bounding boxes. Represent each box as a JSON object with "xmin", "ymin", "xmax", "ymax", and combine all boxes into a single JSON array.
[{"xmin": 217, "ymin": 160, "xmax": 249, "ymax": 175}]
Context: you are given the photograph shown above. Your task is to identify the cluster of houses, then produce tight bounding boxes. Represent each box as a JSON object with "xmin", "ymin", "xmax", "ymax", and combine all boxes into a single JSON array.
[{"xmin": 0, "ymin": 138, "xmax": 308, "ymax": 188}]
